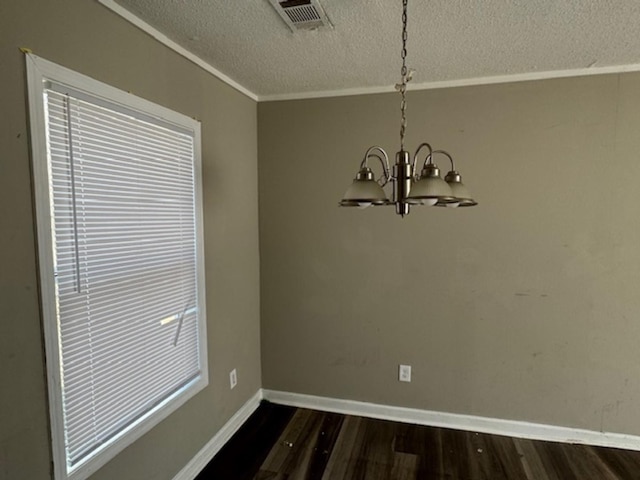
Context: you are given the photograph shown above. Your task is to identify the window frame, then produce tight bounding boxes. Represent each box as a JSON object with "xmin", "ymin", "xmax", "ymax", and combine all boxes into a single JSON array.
[{"xmin": 26, "ymin": 54, "xmax": 208, "ymax": 480}]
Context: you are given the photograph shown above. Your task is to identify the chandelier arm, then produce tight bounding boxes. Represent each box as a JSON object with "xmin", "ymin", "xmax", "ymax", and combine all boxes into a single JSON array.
[
  {"xmin": 366, "ymin": 155, "xmax": 391, "ymax": 186},
  {"xmin": 361, "ymin": 146, "xmax": 392, "ymax": 185},
  {"xmin": 412, "ymin": 142, "xmax": 433, "ymax": 177},
  {"xmin": 427, "ymin": 149, "xmax": 455, "ymax": 170}
]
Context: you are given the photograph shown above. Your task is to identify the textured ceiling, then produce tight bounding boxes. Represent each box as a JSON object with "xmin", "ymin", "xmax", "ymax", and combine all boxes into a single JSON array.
[{"xmin": 113, "ymin": 0, "xmax": 640, "ymax": 98}]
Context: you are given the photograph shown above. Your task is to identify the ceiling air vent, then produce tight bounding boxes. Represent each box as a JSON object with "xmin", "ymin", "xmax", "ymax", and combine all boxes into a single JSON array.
[{"xmin": 268, "ymin": 0, "xmax": 333, "ymax": 32}]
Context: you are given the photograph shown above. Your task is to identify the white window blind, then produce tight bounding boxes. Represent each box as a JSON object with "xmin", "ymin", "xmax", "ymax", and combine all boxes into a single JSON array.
[{"xmin": 42, "ymin": 82, "xmax": 206, "ymax": 472}]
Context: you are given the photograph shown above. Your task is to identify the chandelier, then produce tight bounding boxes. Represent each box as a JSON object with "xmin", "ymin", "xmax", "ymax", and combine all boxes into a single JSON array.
[{"xmin": 339, "ymin": 0, "xmax": 477, "ymax": 216}]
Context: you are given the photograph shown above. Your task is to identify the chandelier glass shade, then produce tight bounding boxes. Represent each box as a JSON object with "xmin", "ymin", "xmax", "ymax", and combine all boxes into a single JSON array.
[{"xmin": 339, "ymin": 0, "xmax": 476, "ymax": 216}]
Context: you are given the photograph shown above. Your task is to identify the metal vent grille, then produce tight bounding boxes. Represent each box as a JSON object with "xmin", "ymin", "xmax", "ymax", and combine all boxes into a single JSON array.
[
  {"xmin": 284, "ymin": 5, "xmax": 321, "ymax": 24},
  {"xmin": 268, "ymin": 0, "xmax": 332, "ymax": 32}
]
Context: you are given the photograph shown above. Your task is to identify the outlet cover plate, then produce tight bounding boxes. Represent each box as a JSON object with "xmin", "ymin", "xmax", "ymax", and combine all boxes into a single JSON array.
[
  {"xmin": 399, "ymin": 364, "xmax": 411, "ymax": 382},
  {"xmin": 229, "ymin": 368, "xmax": 237, "ymax": 389}
]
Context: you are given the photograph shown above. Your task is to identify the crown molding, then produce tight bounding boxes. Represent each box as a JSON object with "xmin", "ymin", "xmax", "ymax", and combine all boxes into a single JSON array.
[
  {"xmin": 97, "ymin": 0, "xmax": 259, "ymax": 102},
  {"xmin": 98, "ymin": 0, "xmax": 640, "ymax": 103},
  {"xmin": 259, "ymin": 63, "xmax": 640, "ymax": 102}
]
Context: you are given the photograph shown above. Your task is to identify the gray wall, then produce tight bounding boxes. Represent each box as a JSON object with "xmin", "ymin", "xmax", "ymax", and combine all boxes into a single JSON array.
[
  {"xmin": 0, "ymin": 1, "xmax": 261, "ymax": 479},
  {"xmin": 259, "ymin": 74, "xmax": 640, "ymax": 435}
]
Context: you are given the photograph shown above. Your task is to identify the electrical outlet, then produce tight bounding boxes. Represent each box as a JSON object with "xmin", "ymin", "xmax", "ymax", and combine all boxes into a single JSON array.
[
  {"xmin": 399, "ymin": 364, "xmax": 411, "ymax": 382},
  {"xmin": 229, "ymin": 368, "xmax": 237, "ymax": 389}
]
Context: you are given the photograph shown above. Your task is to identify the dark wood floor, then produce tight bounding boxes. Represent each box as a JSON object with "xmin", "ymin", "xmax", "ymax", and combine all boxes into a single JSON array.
[{"xmin": 196, "ymin": 401, "xmax": 640, "ymax": 479}]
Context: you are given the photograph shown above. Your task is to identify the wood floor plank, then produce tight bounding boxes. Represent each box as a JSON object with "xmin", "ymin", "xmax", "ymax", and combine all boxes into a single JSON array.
[
  {"xmin": 487, "ymin": 434, "xmax": 528, "ymax": 480},
  {"xmin": 466, "ymin": 431, "xmax": 496, "ymax": 480},
  {"xmin": 282, "ymin": 411, "xmax": 344, "ymax": 480},
  {"xmin": 319, "ymin": 416, "xmax": 363, "ymax": 480},
  {"xmin": 254, "ymin": 471, "xmax": 285, "ymax": 480},
  {"xmin": 275, "ymin": 410, "xmax": 328, "ymax": 478},
  {"xmin": 592, "ymin": 445, "xmax": 640, "ymax": 479},
  {"xmin": 582, "ymin": 445, "xmax": 623, "ymax": 479},
  {"xmin": 534, "ymin": 440, "xmax": 579, "ymax": 480},
  {"xmin": 330, "ymin": 416, "xmax": 371, "ymax": 480},
  {"xmin": 418, "ymin": 425, "xmax": 445, "ymax": 477},
  {"xmin": 260, "ymin": 408, "xmax": 316, "ymax": 473},
  {"xmin": 563, "ymin": 444, "xmax": 619, "ymax": 480},
  {"xmin": 394, "ymin": 422, "xmax": 443, "ymax": 476},
  {"xmin": 303, "ymin": 412, "xmax": 344, "ymax": 480},
  {"xmin": 283, "ymin": 415, "xmax": 324, "ymax": 479},
  {"xmin": 513, "ymin": 438, "xmax": 554, "ymax": 480},
  {"xmin": 342, "ymin": 418, "xmax": 397, "ymax": 480},
  {"xmin": 390, "ymin": 452, "xmax": 418, "ymax": 480},
  {"xmin": 440, "ymin": 427, "xmax": 474, "ymax": 479}
]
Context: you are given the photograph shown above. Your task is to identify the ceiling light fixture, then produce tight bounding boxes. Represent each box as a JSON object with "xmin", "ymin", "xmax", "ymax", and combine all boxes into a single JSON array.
[{"xmin": 340, "ymin": 0, "xmax": 477, "ymax": 216}]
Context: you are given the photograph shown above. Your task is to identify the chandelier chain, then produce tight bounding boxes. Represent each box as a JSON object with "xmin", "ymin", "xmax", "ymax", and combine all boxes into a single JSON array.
[{"xmin": 399, "ymin": 0, "xmax": 408, "ymax": 151}]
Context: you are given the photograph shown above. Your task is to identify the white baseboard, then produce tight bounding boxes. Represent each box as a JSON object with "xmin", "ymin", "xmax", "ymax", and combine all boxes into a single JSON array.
[
  {"xmin": 174, "ymin": 388, "xmax": 640, "ymax": 479},
  {"xmin": 262, "ymin": 389, "xmax": 640, "ymax": 452},
  {"xmin": 172, "ymin": 389, "xmax": 263, "ymax": 480}
]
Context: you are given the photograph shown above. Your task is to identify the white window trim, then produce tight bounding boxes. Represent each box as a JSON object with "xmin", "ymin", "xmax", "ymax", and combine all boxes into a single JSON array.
[{"xmin": 26, "ymin": 53, "xmax": 208, "ymax": 480}]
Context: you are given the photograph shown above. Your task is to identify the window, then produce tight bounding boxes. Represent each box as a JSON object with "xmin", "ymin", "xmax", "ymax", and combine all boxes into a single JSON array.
[{"xmin": 26, "ymin": 55, "xmax": 208, "ymax": 480}]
